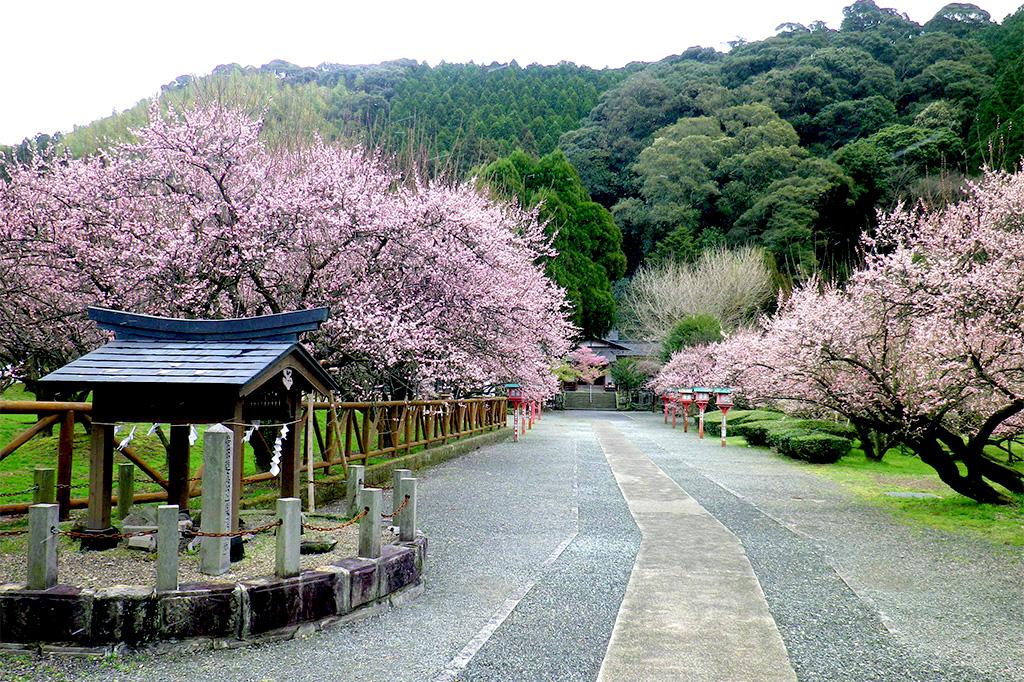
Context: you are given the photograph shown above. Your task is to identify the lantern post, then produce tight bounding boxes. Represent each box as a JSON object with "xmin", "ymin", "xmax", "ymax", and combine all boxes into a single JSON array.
[
  {"xmin": 506, "ymin": 383, "xmax": 525, "ymax": 442},
  {"xmin": 679, "ymin": 389, "xmax": 694, "ymax": 433},
  {"xmin": 661, "ymin": 389, "xmax": 676, "ymax": 424},
  {"xmin": 715, "ymin": 389, "xmax": 734, "ymax": 447},
  {"xmin": 694, "ymin": 388, "xmax": 711, "ymax": 439}
]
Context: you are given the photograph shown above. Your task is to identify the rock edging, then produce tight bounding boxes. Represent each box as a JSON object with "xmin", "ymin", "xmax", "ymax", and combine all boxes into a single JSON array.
[{"xmin": 0, "ymin": 535, "xmax": 426, "ymax": 655}]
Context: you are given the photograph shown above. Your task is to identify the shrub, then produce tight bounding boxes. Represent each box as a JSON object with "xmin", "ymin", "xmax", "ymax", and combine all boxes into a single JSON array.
[
  {"xmin": 732, "ymin": 419, "xmax": 785, "ymax": 446},
  {"xmin": 730, "ymin": 409, "xmax": 785, "ymax": 425},
  {"xmin": 776, "ymin": 432, "xmax": 852, "ymax": 463},
  {"xmin": 775, "ymin": 419, "xmax": 856, "ymax": 439}
]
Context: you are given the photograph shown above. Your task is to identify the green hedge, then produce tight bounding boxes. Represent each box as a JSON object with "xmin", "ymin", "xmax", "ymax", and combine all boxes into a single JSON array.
[
  {"xmin": 776, "ymin": 431, "xmax": 852, "ymax": 463},
  {"xmin": 731, "ymin": 419, "xmax": 783, "ymax": 446},
  {"xmin": 772, "ymin": 419, "xmax": 856, "ymax": 439},
  {"xmin": 701, "ymin": 409, "xmax": 784, "ymax": 428}
]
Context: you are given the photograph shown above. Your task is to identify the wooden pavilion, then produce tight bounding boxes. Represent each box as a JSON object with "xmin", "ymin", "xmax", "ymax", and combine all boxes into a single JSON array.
[{"xmin": 40, "ymin": 307, "xmax": 338, "ymax": 546}]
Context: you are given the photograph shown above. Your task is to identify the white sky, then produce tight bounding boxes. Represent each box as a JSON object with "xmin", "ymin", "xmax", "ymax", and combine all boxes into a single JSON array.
[{"xmin": 2, "ymin": 0, "xmax": 1022, "ymax": 145}]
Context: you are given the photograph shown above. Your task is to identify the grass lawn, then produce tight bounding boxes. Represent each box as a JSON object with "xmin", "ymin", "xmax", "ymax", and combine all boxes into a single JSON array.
[{"xmin": 728, "ymin": 428, "xmax": 1024, "ymax": 546}]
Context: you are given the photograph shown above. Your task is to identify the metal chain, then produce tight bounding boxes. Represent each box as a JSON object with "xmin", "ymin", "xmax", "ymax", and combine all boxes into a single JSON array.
[
  {"xmin": 0, "ymin": 529, "xmax": 29, "ymax": 537},
  {"xmin": 0, "ymin": 485, "xmax": 40, "ymax": 498},
  {"xmin": 301, "ymin": 508, "xmax": 368, "ymax": 533},
  {"xmin": 57, "ymin": 528, "xmax": 158, "ymax": 540},
  {"xmin": 381, "ymin": 495, "xmax": 410, "ymax": 520},
  {"xmin": 184, "ymin": 519, "xmax": 282, "ymax": 538}
]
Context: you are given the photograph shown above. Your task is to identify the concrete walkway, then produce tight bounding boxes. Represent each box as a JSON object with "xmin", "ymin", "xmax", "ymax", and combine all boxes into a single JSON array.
[
  {"xmin": 594, "ymin": 421, "xmax": 796, "ymax": 682},
  {"xmin": 10, "ymin": 410, "xmax": 1021, "ymax": 682}
]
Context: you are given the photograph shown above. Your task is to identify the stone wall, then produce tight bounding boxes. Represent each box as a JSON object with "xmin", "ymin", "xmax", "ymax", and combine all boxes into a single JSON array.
[{"xmin": 0, "ymin": 535, "xmax": 426, "ymax": 654}]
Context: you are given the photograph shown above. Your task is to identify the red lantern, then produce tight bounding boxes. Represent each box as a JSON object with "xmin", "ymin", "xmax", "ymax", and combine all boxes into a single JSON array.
[
  {"xmin": 505, "ymin": 383, "xmax": 524, "ymax": 442},
  {"xmin": 679, "ymin": 390, "xmax": 694, "ymax": 432},
  {"xmin": 693, "ymin": 388, "xmax": 711, "ymax": 439},
  {"xmin": 715, "ymin": 389, "xmax": 734, "ymax": 447}
]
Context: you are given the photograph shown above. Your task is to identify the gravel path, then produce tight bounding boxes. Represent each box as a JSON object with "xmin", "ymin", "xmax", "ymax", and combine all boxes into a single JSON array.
[
  {"xmin": 616, "ymin": 411, "xmax": 1023, "ymax": 682},
  {"xmin": 4, "ymin": 410, "xmax": 1020, "ymax": 682},
  {"xmin": 18, "ymin": 413, "xmax": 637, "ymax": 682}
]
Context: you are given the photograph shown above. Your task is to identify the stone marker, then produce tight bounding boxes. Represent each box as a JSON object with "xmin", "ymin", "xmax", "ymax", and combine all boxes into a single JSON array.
[
  {"xmin": 200, "ymin": 425, "xmax": 234, "ymax": 576},
  {"xmin": 117, "ymin": 463, "xmax": 135, "ymax": 520},
  {"xmin": 346, "ymin": 464, "xmax": 365, "ymax": 517},
  {"xmin": 157, "ymin": 504, "xmax": 179, "ymax": 591},
  {"xmin": 358, "ymin": 487, "xmax": 382, "ymax": 559},
  {"xmin": 398, "ymin": 477, "xmax": 418, "ymax": 543},
  {"xmin": 28, "ymin": 503, "xmax": 58, "ymax": 590},
  {"xmin": 392, "ymin": 469, "xmax": 412, "ymax": 516},
  {"xmin": 33, "ymin": 467, "xmax": 55, "ymax": 505},
  {"xmin": 276, "ymin": 497, "xmax": 301, "ymax": 578}
]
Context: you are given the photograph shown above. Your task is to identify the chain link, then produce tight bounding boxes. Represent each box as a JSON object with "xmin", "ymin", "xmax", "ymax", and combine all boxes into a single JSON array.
[
  {"xmin": 184, "ymin": 519, "xmax": 282, "ymax": 538},
  {"xmin": 381, "ymin": 495, "xmax": 410, "ymax": 520},
  {"xmin": 301, "ymin": 508, "xmax": 368, "ymax": 532},
  {"xmin": 0, "ymin": 529, "xmax": 29, "ymax": 537},
  {"xmin": 0, "ymin": 485, "xmax": 40, "ymax": 498}
]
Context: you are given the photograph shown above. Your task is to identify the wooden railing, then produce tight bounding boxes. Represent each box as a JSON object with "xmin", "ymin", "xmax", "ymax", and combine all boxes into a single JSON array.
[{"xmin": 0, "ymin": 397, "xmax": 507, "ymax": 517}]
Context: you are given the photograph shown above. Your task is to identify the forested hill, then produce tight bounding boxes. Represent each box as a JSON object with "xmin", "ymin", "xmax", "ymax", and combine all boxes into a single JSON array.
[
  {"xmin": 21, "ymin": 59, "xmax": 628, "ymax": 176},
  {"xmin": 563, "ymin": 1, "xmax": 1024, "ymax": 277},
  {"xmin": 6, "ymin": 1, "xmax": 1024, "ymax": 336}
]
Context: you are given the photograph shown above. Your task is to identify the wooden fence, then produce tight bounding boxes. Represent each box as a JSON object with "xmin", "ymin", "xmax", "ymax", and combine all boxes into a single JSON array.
[{"xmin": 0, "ymin": 397, "xmax": 507, "ymax": 517}]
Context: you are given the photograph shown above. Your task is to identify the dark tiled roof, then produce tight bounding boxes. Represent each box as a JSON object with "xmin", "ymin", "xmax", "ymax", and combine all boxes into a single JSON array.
[
  {"xmin": 88, "ymin": 306, "xmax": 329, "ymax": 342},
  {"xmin": 41, "ymin": 341, "xmax": 298, "ymax": 385},
  {"xmin": 40, "ymin": 308, "xmax": 339, "ymax": 393}
]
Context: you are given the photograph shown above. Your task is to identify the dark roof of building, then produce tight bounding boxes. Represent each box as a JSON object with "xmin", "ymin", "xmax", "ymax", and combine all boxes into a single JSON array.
[
  {"xmin": 40, "ymin": 308, "xmax": 338, "ymax": 395},
  {"xmin": 88, "ymin": 306, "xmax": 329, "ymax": 342}
]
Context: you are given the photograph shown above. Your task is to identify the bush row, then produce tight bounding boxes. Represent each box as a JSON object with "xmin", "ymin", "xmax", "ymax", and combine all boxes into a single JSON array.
[{"xmin": 732, "ymin": 417, "xmax": 852, "ymax": 464}]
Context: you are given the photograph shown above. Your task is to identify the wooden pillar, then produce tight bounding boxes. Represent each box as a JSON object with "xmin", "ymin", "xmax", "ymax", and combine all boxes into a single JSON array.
[
  {"xmin": 231, "ymin": 400, "xmax": 244, "ymax": 531},
  {"xmin": 86, "ymin": 423, "xmax": 114, "ymax": 530},
  {"xmin": 167, "ymin": 425, "xmax": 191, "ymax": 510},
  {"xmin": 280, "ymin": 394, "xmax": 301, "ymax": 499},
  {"xmin": 56, "ymin": 410, "xmax": 74, "ymax": 520}
]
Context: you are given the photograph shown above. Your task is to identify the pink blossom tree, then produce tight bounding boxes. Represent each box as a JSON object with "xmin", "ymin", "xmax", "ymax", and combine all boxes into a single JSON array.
[
  {"xmin": 713, "ymin": 168, "xmax": 1024, "ymax": 503},
  {"xmin": 0, "ymin": 104, "xmax": 573, "ymax": 401},
  {"xmin": 567, "ymin": 346, "xmax": 609, "ymax": 403}
]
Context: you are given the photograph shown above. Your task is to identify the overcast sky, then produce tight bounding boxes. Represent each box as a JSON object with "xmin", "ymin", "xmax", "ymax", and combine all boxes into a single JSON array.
[{"xmin": 3, "ymin": 0, "xmax": 1022, "ymax": 145}]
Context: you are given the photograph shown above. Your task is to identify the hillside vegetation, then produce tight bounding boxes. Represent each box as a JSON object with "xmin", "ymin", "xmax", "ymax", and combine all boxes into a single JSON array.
[{"xmin": 6, "ymin": 1, "xmax": 1024, "ymax": 333}]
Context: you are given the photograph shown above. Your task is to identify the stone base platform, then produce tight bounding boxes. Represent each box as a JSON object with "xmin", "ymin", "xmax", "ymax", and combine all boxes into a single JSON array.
[{"xmin": 0, "ymin": 536, "xmax": 426, "ymax": 654}]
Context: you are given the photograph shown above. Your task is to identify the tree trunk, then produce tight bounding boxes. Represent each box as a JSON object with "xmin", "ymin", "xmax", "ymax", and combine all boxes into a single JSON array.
[{"xmin": 909, "ymin": 437, "xmax": 1014, "ymax": 504}]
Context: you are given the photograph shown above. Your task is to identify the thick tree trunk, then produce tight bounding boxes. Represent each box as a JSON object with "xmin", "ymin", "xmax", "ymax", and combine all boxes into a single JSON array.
[
  {"xmin": 853, "ymin": 422, "xmax": 891, "ymax": 461},
  {"xmin": 909, "ymin": 437, "xmax": 1014, "ymax": 504}
]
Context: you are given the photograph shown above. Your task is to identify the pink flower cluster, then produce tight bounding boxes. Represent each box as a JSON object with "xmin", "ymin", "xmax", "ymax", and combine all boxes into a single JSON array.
[{"xmin": 0, "ymin": 104, "xmax": 574, "ymax": 399}]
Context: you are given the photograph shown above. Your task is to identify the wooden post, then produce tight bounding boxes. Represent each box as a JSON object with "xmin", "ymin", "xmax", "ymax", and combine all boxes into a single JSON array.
[
  {"xmin": 33, "ymin": 467, "xmax": 55, "ymax": 505},
  {"xmin": 231, "ymin": 400, "xmax": 245, "ymax": 532},
  {"xmin": 281, "ymin": 394, "xmax": 301, "ymax": 499},
  {"xmin": 85, "ymin": 423, "xmax": 114, "ymax": 531},
  {"xmin": 306, "ymin": 394, "xmax": 316, "ymax": 513},
  {"xmin": 404, "ymin": 404, "xmax": 413, "ymax": 455},
  {"xmin": 167, "ymin": 425, "xmax": 191, "ymax": 511},
  {"xmin": 117, "ymin": 463, "xmax": 134, "ymax": 520},
  {"xmin": 57, "ymin": 410, "xmax": 74, "ymax": 520},
  {"xmin": 344, "ymin": 408, "xmax": 354, "ymax": 463}
]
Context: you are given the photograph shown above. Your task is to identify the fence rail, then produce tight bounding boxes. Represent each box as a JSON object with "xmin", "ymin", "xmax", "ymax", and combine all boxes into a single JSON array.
[{"xmin": 0, "ymin": 396, "xmax": 507, "ymax": 517}]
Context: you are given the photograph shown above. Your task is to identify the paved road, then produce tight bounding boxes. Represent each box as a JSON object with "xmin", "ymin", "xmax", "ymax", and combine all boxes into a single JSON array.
[{"xmin": 12, "ymin": 410, "xmax": 1022, "ymax": 681}]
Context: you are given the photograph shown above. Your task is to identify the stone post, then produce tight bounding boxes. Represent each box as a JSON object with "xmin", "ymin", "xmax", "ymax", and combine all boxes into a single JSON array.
[
  {"xmin": 398, "ymin": 477, "xmax": 418, "ymax": 543},
  {"xmin": 358, "ymin": 487, "xmax": 382, "ymax": 559},
  {"xmin": 392, "ymin": 469, "xmax": 411, "ymax": 516},
  {"xmin": 346, "ymin": 464, "xmax": 365, "ymax": 517},
  {"xmin": 33, "ymin": 467, "xmax": 55, "ymax": 505},
  {"xmin": 117, "ymin": 463, "xmax": 135, "ymax": 520},
  {"xmin": 275, "ymin": 497, "xmax": 301, "ymax": 579},
  {"xmin": 156, "ymin": 504, "xmax": 179, "ymax": 592},
  {"xmin": 28, "ymin": 503, "xmax": 58, "ymax": 590},
  {"xmin": 199, "ymin": 425, "xmax": 234, "ymax": 576}
]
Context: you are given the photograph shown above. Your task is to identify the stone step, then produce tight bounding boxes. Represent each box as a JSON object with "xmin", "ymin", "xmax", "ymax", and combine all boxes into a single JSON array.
[{"xmin": 563, "ymin": 390, "xmax": 617, "ymax": 410}]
